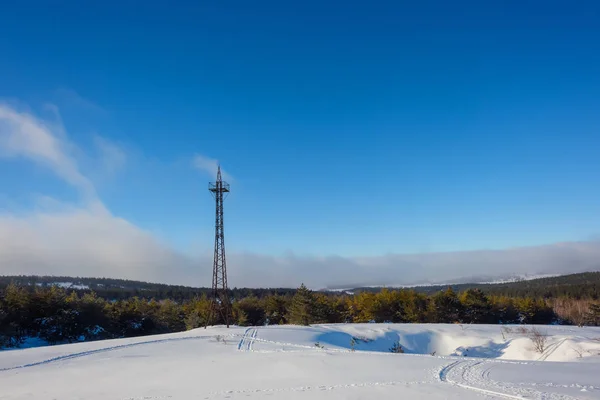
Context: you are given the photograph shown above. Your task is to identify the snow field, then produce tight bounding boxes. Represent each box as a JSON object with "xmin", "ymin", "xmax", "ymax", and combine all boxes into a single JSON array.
[{"xmin": 1, "ymin": 323, "xmax": 599, "ymax": 399}]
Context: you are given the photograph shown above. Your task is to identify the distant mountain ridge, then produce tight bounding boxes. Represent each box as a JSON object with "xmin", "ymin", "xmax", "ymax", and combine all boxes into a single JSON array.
[
  {"xmin": 343, "ymin": 271, "xmax": 600, "ymax": 298},
  {"xmin": 1, "ymin": 271, "xmax": 599, "ymax": 300}
]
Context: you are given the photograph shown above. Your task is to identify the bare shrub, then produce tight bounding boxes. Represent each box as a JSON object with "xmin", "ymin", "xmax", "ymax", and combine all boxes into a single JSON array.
[
  {"xmin": 528, "ymin": 327, "xmax": 548, "ymax": 353},
  {"xmin": 515, "ymin": 326, "xmax": 529, "ymax": 335},
  {"xmin": 215, "ymin": 335, "xmax": 227, "ymax": 344},
  {"xmin": 547, "ymin": 298, "xmax": 593, "ymax": 326},
  {"xmin": 501, "ymin": 326, "xmax": 514, "ymax": 340},
  {"xmin": 571, "ymin": 346, "xmax": 584, "ymax": 358}
]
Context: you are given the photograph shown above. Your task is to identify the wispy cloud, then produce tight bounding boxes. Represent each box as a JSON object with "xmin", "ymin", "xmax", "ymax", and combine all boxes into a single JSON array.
[
  {"xmin": 0, "ymin": 101, "xmax": 203, "ymax": 284},
  {"xmin": 0, "ymin": 103, "xmax": 96, "ymax": 199},
  {"xmin": 54, "ymin": 88, "xmax": 107, "ymax": 115},
  {"xmin": 193, "ymin": 154, "xmax": 233, "ymax": 181},
  {"xmin": 93, "ymin": 135, "xmax": 126, "ymax": 176}
]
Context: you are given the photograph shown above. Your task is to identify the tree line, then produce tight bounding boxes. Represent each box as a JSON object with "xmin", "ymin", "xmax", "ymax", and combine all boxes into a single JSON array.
[
  {"xmin": 0, "ymin": 275, "xmax": 296, "ymax": 302},
  {"xmin": 2, "ymin": 283, "xmax": 599, "ymax": 348},
  {"xmin": 3, "ymin": 272, "xmax": 599, "ymax": 303}
]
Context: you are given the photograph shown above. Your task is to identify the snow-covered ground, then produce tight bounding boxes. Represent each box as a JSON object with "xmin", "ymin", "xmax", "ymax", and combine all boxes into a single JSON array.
[
  {"xmin": 34, "ymin": 281, "xmax": 90, "ymax": 289},
  {"xmin": 1, "ymin": 323, "xmax": 600, "ymax": 399}
]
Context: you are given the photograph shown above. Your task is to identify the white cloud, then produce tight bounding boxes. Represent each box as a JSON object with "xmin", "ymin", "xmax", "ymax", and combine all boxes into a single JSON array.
[
  {"xmin": 193, "ymin": 154, "xmax": 233, "ymax": 181},
  {"xmin": 221, "ymin": 242, "xmax": 600, "ymax": 289},
  {"xmin": 1, "ymin": 206, "xmax": 599, "ymax": 287},
  {"xmin": 0, "ymin": 205, "xmax": 207, "ymax": 284}
]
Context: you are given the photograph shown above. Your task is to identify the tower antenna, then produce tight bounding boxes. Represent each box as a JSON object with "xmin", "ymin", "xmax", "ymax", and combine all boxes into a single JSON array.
[{"xmin": 205, "ymin": 165, "xmax": 231, "ymax": 328}]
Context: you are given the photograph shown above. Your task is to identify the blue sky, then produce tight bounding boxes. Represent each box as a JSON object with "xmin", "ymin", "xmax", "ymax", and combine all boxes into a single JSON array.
[{"xmin": 1, "ymin": 1, "xmax": 600, "ymax": 287}]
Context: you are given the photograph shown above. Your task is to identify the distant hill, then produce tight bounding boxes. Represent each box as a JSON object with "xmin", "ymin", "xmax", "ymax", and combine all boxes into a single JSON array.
[
  {"xmin": 347, "ymin": 271, "xmax": 600, "ymax": 299},
  {"xmin": 1, "ymin": 271, "xmax": 599, "ymax": 300},
  {"xmin": 0, "ymin": 275, "xmax": 296, "ymax": 301}
]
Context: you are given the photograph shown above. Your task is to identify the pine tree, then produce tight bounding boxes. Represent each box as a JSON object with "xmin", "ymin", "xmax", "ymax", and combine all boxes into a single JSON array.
[
  {"xmin": 490, "ymin": 296, "xmax": 519, "ymax": 324},
  {"xmin": 430, "ymin": 288, "xmax": 463, "ymax": 323},
  {"xmin": 389, "ymin": 340, "xmax": 404, "ymax": 353},
  {"xmin": 403, "ymin": 291, "xmax": 428, "ymax": 323},
  {"xmin": 158, "ymin": 299, "xmax": 185, "ymax": 332},
  {"xmin": 585, "ymin": 302, "xmax": 600, "ymax": 326},
  {"xmin": 330, "ymin": 296, "xmax": 350, "ymax": 323},
  {"xmin": 351, "ymin": 292, "xmax": 376, "ymax": 322},
  {"xmin": 184, "ymin": 312, "xmax": 202, "ymax": 330},
  {"xmin": 287, "ymin": 284, "xmax": 315, "ymax": 325},
  {"xmin": 0, "ymin": 308, "xmax": 10, "ymax": 347},
  {"xmin": 460, "ymin": 289, "xmax": 492, "ymax": 323},
  {"xmin": 264, "ymin": 294, "xmax": 288, "ymax": 325},
  {"xmin": 233, "ymin": 296, "xmax": 265, "ymax": 326},
  {"xmin": 1, "ymin": 284, "xmax": 31, "ymax": 346},
  {"xmin": 312, "ymin": 293, "xmax": 336, "ymax": 323},
  {"xmin": 231, "ymin": 301, "xmax": 249, "ymax": 326},
  {"xmin": 183, "ymin": 295, "xmax": 210, "ymax": 330},
  {"xmin": 78, "ymin": 292, "xmax": 109, "ymax": 340},
  {"xmin": 371, "ymin": 289, "xmax": 403, "ymax": 323}
]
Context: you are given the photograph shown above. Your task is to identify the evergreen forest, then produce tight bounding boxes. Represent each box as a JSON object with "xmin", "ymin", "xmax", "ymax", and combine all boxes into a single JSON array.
[{"xmin": 2, "ymin": 272, "xmax": 600, "ymax": 348}]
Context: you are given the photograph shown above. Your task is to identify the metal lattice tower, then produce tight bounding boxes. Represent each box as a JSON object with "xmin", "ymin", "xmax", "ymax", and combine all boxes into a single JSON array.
[{"xmin": 205, "ymin": 165, "xmax": 231, "ymax": 328}]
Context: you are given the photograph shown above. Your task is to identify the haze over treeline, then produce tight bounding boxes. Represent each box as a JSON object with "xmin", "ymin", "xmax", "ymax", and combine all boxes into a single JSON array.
[{"xmin": 1, "ymin": 233, "xmax": 599, "ymax": 289}]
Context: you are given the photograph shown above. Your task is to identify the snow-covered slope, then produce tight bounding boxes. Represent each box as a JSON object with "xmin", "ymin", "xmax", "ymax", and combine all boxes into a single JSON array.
[{"xmin": 1, "ymin": 324, "xmax": 599, "ymax": 399}]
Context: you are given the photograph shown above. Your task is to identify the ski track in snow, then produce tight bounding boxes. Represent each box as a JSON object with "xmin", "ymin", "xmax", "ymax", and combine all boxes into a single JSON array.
[
  {"xmin": 204, "ymin": 379, "xmax": 431, "ymax": 398},
  {"xmin": 237, "ymin": 327, "xmax": 258, "ymax": 351},
  {"xmin": 537, "ymin": 338, "xmax": 568, "ymax": 362},
  {"xmin": 250, "ymin": 327, "xmax": 258, "ymax": 350},
  {"xmin": 438, "ymin": 359, "xmax": 582, "ymax": 400},
  {"xmin": 122, "ymin": 397, "xmax": 173, "ymax": 400},
  {"xmin": 237, "ymin": 327, "xmax": 251, "ymax": 350},
  {"xmin": 0, "ymin": 335, "xmax": 210, "ymax": 372}
]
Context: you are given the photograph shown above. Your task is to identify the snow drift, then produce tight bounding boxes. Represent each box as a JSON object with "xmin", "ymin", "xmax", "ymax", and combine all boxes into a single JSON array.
[{"xmin": 255, "ymin": 323, "xmax": 600, "ymax": 362}]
